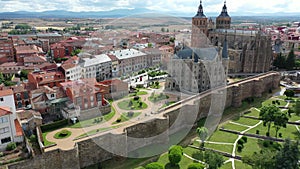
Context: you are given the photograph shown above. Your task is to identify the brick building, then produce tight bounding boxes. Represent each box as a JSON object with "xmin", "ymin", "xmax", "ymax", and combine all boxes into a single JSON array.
[
  {"xmin": 0, "ymin": 33, "xmax": 15, "ymax": 64},
  {"xmin": 28, "ymin": 70, "xmax": 65, "ymax": 89}
]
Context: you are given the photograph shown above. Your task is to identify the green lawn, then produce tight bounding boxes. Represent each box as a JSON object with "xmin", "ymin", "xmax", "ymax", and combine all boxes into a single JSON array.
[
  {"xmin": 117, "ymin": 98, "xmax": 148, "ymax": 110},
  {"xmin": 70, "ymin": 109, "xmax": 116, "ymax": 128},
  {"xmin": 246, "ymin": 123, "xmax": 300, "ymax": 140},
  {"xmin": 232, "ymin": 117, "xmax": 260, "ymax": 127},
  {"xmin": 244, "ymin": 108, "xmax": 260, "ymax": 117},
  {"xmin": 112, "ymin": 112, "xmax": 142, "ymax": 124},
  {"xmin": 155, "ymin": 152, "xmax": 203, "ymax": 169},
  {"xmin": 262, "ymin": 98, "xmax": 287, "ymax": 107},
  {"xmin": 148, "ymin": 94, "xmax": 169, "ymax": 103},
  {"xmin": 160, "ymin": 101, "xmax": 176, "ymax": 109},
  {"xmin": 236, "ymin": 137, "xmax": 261, "ymax": 157},
  {"xmin": 54, "ymin": 130, "xmax": 72, "ymax": 139},
  {"xmin": 221, "ymin": 122, "xmax": 249, "ymax": 132},
  {"xmin": 42, "ymin": 132, "xmax": 55, "ymax": 146},
  {"xmin": 235, "ymin": 160, "xmax": 252, "ymax": 169},
  {"xmin": 289, "ymin": 113, "xmax": 300, "ymax": 122},
  {"xmin": 208, "ymin": 130, "xmax": 238, "ymax": 143},
  {"xmin": 137, "ymin": 91, "xmax": 148, "ymax": 95},
  {"xmin": 76, "ymin": 125, "xmax": 123, "ymax": 139},
  {"xmin": 128, "ymin": 91, "xmax": 148, "ymax": 97},
  {"xmin": 205, "ymin": 143, "xmax": 233, "ymax": 154},
  {"xmin": 220, "ymin": 162, "xmax": 232, "ymax": 169}
]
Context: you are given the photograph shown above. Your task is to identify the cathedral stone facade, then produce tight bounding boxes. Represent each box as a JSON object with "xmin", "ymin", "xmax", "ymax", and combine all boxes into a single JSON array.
[{"xmin": 166, "ymin": 1, "xmax": 273, "ymax": 93}]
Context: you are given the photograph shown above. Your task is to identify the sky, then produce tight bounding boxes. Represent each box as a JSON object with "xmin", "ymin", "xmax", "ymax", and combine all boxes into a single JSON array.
[{"xmin": 0, "ymin": 0, "xmax": 299, "ymax": 15}]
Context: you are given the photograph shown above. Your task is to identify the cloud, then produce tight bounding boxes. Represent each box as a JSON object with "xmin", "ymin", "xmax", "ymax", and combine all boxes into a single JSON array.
[{"xmin": 0, "ymin": 0, "xmax": 298, "ymax": 14}]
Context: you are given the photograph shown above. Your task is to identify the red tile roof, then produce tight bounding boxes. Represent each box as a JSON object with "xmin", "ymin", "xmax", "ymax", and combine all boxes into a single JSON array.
[
  {"xmin": 24, "ymin": 55, "xmax": 47, "ymax": 63},
  {"xmin": 0, "ymin": 106, "xmax": 12, "ymax": 117},
  {"xmin": 14, "ymin": 119, "xmax": 23, "ymax": 136},
  {"xmin": 0, "ymin": 89, "xmax": 13, "ymax": 97}
]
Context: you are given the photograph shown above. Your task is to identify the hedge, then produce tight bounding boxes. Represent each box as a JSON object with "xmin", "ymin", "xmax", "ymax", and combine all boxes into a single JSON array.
[
  {"xmin": 41, "ymin": 119, "xmax": 69, "ymax": 132},
  {"xmin": 187, "ymin": 163, "xmax": 205, "ymax": 169},
  {"xmin": 145, "ymin": 162, "xmax": 164, "ymax": 169},
  {"xmin": 168, "ymin": 145, "xmax": 183, "ymax": 165}
]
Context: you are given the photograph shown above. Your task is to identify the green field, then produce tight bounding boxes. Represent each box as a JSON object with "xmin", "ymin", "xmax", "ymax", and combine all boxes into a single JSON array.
[
  {"xmin": 232, "ymin": 117, "xmax": 260, "ymax": 126},
  {"xmin": 208, "ymin": 130, "xmax": 238, "ymax": 143},
  {"xmin": 118, "ymin": 98, "xmax": 148, "ymax": 110},
  {"xmin": 70, "ymin": 109, "xmax": 116, "ymax": 128},
  {"xmin": 112, "ymin": 112, "xmax": 142, "ymax": 124},
  {"xmin": 221, "ymin": 122, "xmax": 249, "ymax": 132}
]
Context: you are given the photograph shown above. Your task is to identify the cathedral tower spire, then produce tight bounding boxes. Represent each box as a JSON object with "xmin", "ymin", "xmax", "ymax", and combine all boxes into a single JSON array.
[
  {"xmin": 191, "ymin": 0, "xmax": 209, "ymax": 47},
  {"xmin": 216, "ymin": 0, "xmax": 231, "ymax": 29}
]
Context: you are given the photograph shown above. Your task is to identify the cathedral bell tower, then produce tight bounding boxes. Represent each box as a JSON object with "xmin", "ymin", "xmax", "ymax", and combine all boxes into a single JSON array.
[
  {"xmin": 216, "ymin": 1, "xmax": 231, "ymax": 29},
  {"xmin": 191, "ymin": 0, "xmax": 209, "ymax": 48}
]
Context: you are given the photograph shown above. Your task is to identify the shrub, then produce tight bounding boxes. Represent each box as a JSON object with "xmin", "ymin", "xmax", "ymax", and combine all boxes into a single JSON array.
[
  {"xmin": 187, "ymin": 163, "xmax": 205, "ymax": 169},
  {"xmin": 0, "ymin": 152, "xmax": 4, "ymax": 157},
  {"xmin": 139, "ymin": 102, "xmax": 143, "ymax": 108},
  {"xmin": 256, "ymin": 130, "xmax": 260, "ymax": 135},
  {"xmin": 145, "ymin": 162, "xmax": 164, "ymax": 169},
  {"xmin": 263, "ymin": 140, "xmax": 269, "ymax": 147},
  {"xmin": 128, "ymin": 100, "xmax": 133, "ymax": 106},
  {"xmin": 59, "ymin": 130, "xmax": 69, "ymax": 137},
  {"xmin": 276, "ymin": 100, "xmax": 280, "ymax": 105},
  {"xmin": 29, "ymin": 135, "xmax": 37, "ymax": 143},
  {"xmin": 266, "ymin": 132, "xmax": 270, "ymax": 137},
  {"xmin": 6, "ymin": 142, "xmax": 17, "ymax": 151},
  {"xmin": 237, "ymin": 144, "xmax": 243, "ymax": 152},
  {"xmin": 127, "ymin": 112, "xmax": 134, "ymax": 117},
  {"xmin": 41, "ymin": 119, "xmax": 68, "ymax": 132},
  {"xmin": 168, "ymin": 145, "xmax": 183, "ymax": 165},
  {"xmin": 116, "ymin": 118, "xmax": 122, "ymax": 123},
  {"xmin": 279, "ymin": 133, "xmax": 282, "ymax": 138},
  {"xmin": 134, "ymin": 96, "xmax": 140, "ymax": 100},
  {"xmin": 241, "ymin": 136, "xmax": 248, "ymax": 143},
  {"xmin": 272, "ymin": 101, "xmax": 276, "ymax": 104},
  {"xmin": 237, "ymin": 139, "xmax": 245, "ymax": 145}
]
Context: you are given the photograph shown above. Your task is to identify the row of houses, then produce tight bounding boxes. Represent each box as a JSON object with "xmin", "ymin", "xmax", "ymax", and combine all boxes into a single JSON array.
[{"xmin": 60, "ymin": 48, "xmax": 162, "ymax": 81}]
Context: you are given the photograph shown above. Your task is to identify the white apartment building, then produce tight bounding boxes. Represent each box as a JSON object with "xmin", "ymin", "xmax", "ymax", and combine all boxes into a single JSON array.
[
  {"xmin": 109, "ymin": 49, "xmax": 148, "ymax": 76},
  {"xmin": 0, "ymin": 89, "xmax": 23, "ymax": 151},
  {"xmin": 80, "ymin": 54, "xmax": 112, "ymax": 81}
]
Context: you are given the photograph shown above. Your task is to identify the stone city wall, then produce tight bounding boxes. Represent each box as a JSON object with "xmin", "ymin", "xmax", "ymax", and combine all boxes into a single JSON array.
[{"xmin": 7, "ymin": 72, "xmax": 280, "ymax": 169}]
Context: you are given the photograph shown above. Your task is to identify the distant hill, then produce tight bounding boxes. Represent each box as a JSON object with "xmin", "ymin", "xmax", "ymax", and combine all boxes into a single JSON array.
[
  {"xmin": 0, "ymin": 8, "xmax": 299, "ymax": 19},
  {"xmin": 0, "ymin": 8, "xmax": 157, "ymax": 19}
]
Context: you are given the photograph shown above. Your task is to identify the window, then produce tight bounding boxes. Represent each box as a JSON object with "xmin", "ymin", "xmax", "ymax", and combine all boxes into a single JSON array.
[
  {"xmin": 1, "ymin": 137, "xmax": 11, "ymax": 144},
  {"xmin": 0, "ymin": 127, "xmax": 9, "ymax": 134},
  {"xmin": 0, "ymin": 97, "xmax": 3, "ymax": 102},
  {"xmin": 0, "ymin": 117, "xmax": 8, "ymax": 123},
  {"xmin": 51, "ymin": 94, "xmax": 55, "ymax": 98},
  {"xmin": 17, "ymin": 102, "xmax": 22, "ymax": 108}
]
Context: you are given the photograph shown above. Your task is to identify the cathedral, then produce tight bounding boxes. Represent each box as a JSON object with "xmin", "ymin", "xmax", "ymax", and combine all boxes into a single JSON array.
[{"xmin": 165, "ymin": 1, "xmax": 273, "ymax": 93}]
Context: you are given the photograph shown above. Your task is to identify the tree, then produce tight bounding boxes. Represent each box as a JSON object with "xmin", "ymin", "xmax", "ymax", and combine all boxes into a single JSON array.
[
  {"xmin": 71, "ymin": 49, "xmax": 81, "ymax": 56},
  {"xmin": 196, "ymin": 127, "xmax": 209, "ymax": 147},
  {"xmin": 20, "ymin": 70, "xmax": 29, "ymax": 80},
  {"xmin": 187, "ymin": 163, "xmax": 205, "ymax": 169},
  {"xmin": 274, "ymin": 139, "xmax": 300, "ymax": 169},
  {"xmin": 260, "ymin": 105, "xmax": 280, "ymax": 134},
  {"xmin": 294, "ymin": 99, "xmax": 300, "ymax": 116},
  {"xmin": 284, "ymin": 89, "xmax": 295, "ymax": 98},
  {"xmin": 273, "ymin": 53, "xmax": 286, "ymax": 69},
  {"xmin": 273, "ymin": 110, "xmax": 289, "ymax": 138},
  {"xmin": 242, "ymin": 150, "xmax": 276, "ymax": 169},
  {"xmin": 161, "ymin": 28, "xmax": 165, "ymax": 32},
  {"xmin": 168, "ymin": 145, "xmax": 183, "ymax": 166},
  {"xmin": 204, "ymin": 150, "xmax": 224, "ymax": 169},
  {"xmin": 285, "ymin": 48, "xmax": 296, "ymax": 70},
  {"xmin": 145, "ymin": 162, "xmax": 164, "ymax": 169}
]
